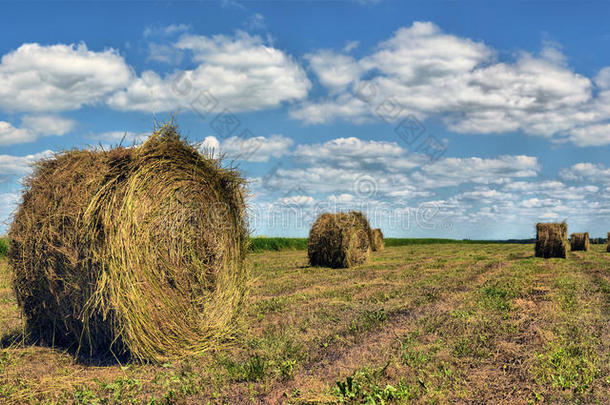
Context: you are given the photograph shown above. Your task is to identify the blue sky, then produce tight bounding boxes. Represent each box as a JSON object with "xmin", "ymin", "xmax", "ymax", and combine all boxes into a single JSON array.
[{"xmin": 1, "ymin": 0, "xmax": 610, "ymax": 238}]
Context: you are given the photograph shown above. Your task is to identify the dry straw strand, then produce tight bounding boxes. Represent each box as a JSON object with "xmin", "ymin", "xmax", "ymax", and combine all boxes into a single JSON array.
[
  {"xmin": 8, "ymin": 124, "xmax": 249, "ymax": 363},
  {"xmin": 570, "ymin": 232, "xmax": 590, "ymax": 252},
  {"xmin": 535, "ymin": 222, "xmax": 568, "ymax": 259},
  {"xmin": 308, "ymin": 211, "xmax": 371, "ymax": 268}
]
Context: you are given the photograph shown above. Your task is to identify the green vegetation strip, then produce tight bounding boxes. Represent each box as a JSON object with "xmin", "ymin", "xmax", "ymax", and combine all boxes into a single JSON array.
[
  {"xmin": 249, "ymin": 237, "xmax": 507, "ymax": 252},
  {"xmin": 249, "ymin": 237, "xmax": 308, "ymax": 252},
  {"xmin": 0, "ymin": 237, "xmax": 7, "ymax": 258},
  {"xmin": 0, "ymin": 235, "xmax": 603, "ymax": 255},
  {"xmin": 384, "ymin": 238, "xmax": 504, "ymax": 246},
  {"xmin": 0, "ymin": 236, "xmax": 550, "ymax": 256}
]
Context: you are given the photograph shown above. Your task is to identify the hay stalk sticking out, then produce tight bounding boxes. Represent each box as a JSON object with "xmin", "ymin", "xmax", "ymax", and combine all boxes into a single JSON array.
[
  {"xmin": 570, "ymin": 232, "xmax": 590, "ymax": 251},
  {"xmin": 372, "ymin": 228, "xmax": 385, "ymax": 251},
  {"xmin": 308, "ymin": 211, "xmax": 371, "ymax": 268},
  {"xmin": 8, "ymin": 125, "xmax": 248, "ymax": 362},
  {"xmin": 535, "ymin": 222, "xmax": 568, "ymax": 259}
]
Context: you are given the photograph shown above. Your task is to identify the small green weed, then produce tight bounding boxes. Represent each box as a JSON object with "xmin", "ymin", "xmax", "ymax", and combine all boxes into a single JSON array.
[
  {"xmin": 334, "ymin": 367, "xmax": 415, "ymax": 403},
  {"xmin": 73, "ymin": 387, "xmax": 101, "ymax": 405},
  {"xmin": 101, "ymin": 377, "xmax": 142, "ymax": 404},
  {"xmin": 349, "ymin": 308, "xmax": 388, "ymax": 334}
]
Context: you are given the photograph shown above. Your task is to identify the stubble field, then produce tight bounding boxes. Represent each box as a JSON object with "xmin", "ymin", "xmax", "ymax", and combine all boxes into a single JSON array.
[{"xmin": 1, "ymin": 242, "xmax": 609, "ymax": 404}]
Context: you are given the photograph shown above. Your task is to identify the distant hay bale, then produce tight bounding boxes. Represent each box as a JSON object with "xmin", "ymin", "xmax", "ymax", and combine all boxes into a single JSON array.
[
  {"xmin": 535, "ymin": 222, "xmax": 568, "ymax": 259},
  {"xmin": 570, "ymin": 232, "xmax": 590, "ymax": 251},
  {"xmin": 347, "ymin": 211, "xmax": 384, "ymax": 252},
  {"xmin": 308, "ymin": 211, "xmax": 371, "ymax": 268},
  {"xmin": 372, "ymin": 228, "xmax": 384, "ymax": 251},
  {"xmin": 8, "ymin": 125, "xmax": 248, "ymax": 363}
]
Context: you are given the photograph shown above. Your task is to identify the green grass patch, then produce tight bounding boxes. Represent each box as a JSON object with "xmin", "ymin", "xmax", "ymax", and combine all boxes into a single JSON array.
[
  {"xmin": 534, "ymin": 336, "xmax": 598, "ymax": 394},
  {"xmin": 0, "ymin": 237, "xmax": 8, "ymax": 258},
  {"xmin": 334, "ymin": 366, "xmax": 416, "ymax": 403},
  {"xmin": 478, "ymin": 280, "xmax": 520, "ymax": 312},
  {"xmin": 348, "ymin": 308, "xmax": 388, "ymax": 334},
  {"xmin": 249, "ymin": 237, "xmax": 307, "ymax": 252}
]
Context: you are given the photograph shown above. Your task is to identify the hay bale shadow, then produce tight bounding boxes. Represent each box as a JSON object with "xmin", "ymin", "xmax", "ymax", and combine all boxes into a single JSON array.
[
  {"xmin": 0, "ymin": 328, "xmax": 129, "ymax": 366},
  {"xmin": 0, "ymin": 329, "xmax": 25, "ymax": 349}
]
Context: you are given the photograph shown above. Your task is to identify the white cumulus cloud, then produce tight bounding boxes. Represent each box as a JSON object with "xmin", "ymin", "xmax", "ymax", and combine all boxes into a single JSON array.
[
  {"xmin": 0, "ymin": 121, "xmax": 36, "ymax": 145},
  {"xmin": 291, "ymin": 21, "xmax": 610, "ymax": 146},
  {"xmin": 277, "ymin": 195, "xmax": 315, "ymax": 206},
  {"xmin": 0, "ymin": 116, "xmax": 75, "ymax": 146},
  {"xmin": 0, "ymin": 43, "xmax": 132, "ymax": 113},
  {"xmin": 199, "ymin": 134, "xmax": 294, "ymax": 162},
  {"xmin": 222, "ymin": 134, "xmax": 294, "ymax": 162},
  {"xmin": 413, "ymin": 155, "xmax": 540, "ymax": 188},
  {"xmin": 89, "ymin": 130, "xmax": 150, "ymax": 145},
  {"xmin": 559, "ymin": 162, "xmax": 610, "ymax": 185},
  {"xmin": 0, "ymin": 150, "xmax": 54, "ymax": 176},
  {"xmin": 20, "ymin": 115, "xmax": 76, "ymax": 136},
  {"xmin": 294, "ymin": 137, "xmax": 420, "ymax": 171},
  {"xmin": 108, "ymin": 32, "xmax": 310, "ymax": 113}
]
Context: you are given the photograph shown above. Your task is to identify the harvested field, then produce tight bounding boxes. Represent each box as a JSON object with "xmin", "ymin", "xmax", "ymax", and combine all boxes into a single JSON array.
[{"xmin": 1, "ymin": 243, "xmax": 609, "ymax": 404}]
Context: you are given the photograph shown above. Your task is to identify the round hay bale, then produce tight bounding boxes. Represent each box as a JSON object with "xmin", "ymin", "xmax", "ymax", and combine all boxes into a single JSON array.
[
  {"xmin": 570, "ymin": 232, "xmax": 590, "ymax": 251},
  {"xmin": 308, "ymin": 212, "xmax": 371, "ymax": 268},
  {"xmin": 372, "ymin": 228, "xmax": 385, "ymax": 251},
  {"xmin": 349, "ymin": 211, "xmax": 374, "ymax": 247},
  {"xmin": 607, "ymin": 232, "xmax": 610, "ymax": 253},
  {"xmin": 8, "ymin": 125, "xmax": 248, "ymax": 362},
  {"xmin": 535, "ymin": 222, "xmax": 568, "ymax": 259}
]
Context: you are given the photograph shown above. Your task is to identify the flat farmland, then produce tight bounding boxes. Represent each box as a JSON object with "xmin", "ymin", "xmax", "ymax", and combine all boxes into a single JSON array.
[{"xmin": 1, "ymin": 243, "xmax": 609, "ymax": 404}]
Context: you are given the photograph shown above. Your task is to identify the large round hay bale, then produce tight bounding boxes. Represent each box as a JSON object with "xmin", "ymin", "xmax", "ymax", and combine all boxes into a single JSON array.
[
  {"xmin": 8, "ymin": 125, "xmax": 248, "ymax": 362},
  {"xmin": 570, "ymin": 232, "xmax": 590, "ymax": 251},
  {"xmin": 308, "ymin": 212, "xmax": 371, "ymax": 268},
  {"xmin": 372, "ymin": 228, "xmax": 385, "ymax": 251},
  {"xmin": 535, "ymin": 222, "xmax": 568, "ymax": 258},
  {"xmin": 607, "ymin": 232, "xmax": 610, "ymax": 253}
]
